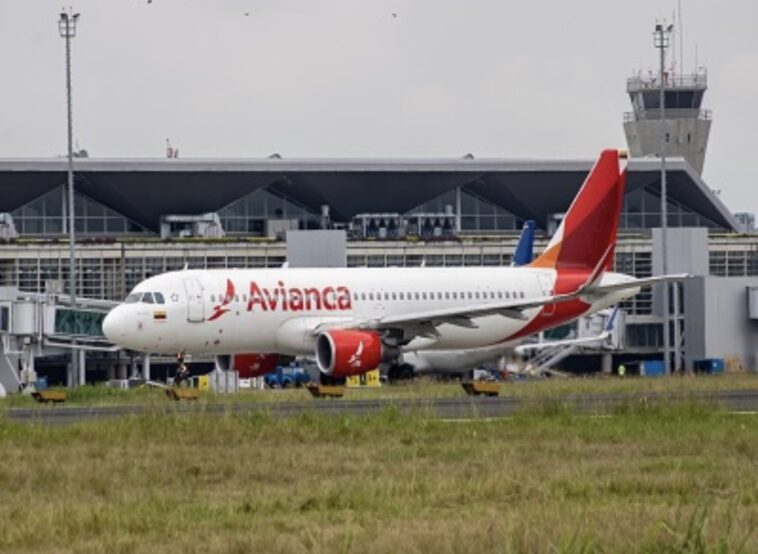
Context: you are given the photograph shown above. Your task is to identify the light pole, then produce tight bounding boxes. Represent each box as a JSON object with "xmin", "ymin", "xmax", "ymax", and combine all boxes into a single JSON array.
[
  {"xmin": 654, "ymin": 22, "xmax": 673, "ymax": 375},
  {"xmin": 59, "ymin": 9, "xmax": 80, "ymax": 386}
]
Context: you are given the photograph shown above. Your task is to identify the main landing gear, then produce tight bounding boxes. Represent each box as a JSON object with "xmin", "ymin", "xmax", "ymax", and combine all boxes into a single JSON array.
[{"xmin": 386, "ymin": 363, "xmax": 414, "ymax": 383}]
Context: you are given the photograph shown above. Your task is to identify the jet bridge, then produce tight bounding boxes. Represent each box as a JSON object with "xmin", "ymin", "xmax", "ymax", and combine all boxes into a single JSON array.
[{"xmin": 0, "ymin": 287, "xmax": 119, "ymax": 392}]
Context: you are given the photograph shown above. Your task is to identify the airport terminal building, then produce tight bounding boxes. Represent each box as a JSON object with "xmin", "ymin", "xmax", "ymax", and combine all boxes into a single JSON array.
[
  {"xmin": 0, "ymin": 151, "xmax": 756, "ymax": 385},
  {"xmin": 0, "ymin": 69, "xmax": 756, "ymax": 388}
]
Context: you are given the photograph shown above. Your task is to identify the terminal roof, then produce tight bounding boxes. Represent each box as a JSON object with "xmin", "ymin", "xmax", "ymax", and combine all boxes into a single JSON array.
[{"xmin": 0, "ymin": 156, "xmax": 738, "ymax": 232}]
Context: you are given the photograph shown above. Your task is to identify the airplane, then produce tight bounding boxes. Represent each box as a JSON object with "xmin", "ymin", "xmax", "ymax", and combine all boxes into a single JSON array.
[
  {"xmin": 388, "ymin": 218, "xmax": 536, "ymax": 379},
  {"xmin": 512, "ymin": 219, "xmax": 536, "ymax": 267},
  {"xmin": 102, "ymin": 149, "xmax": 685, "ymax": 380},
  {"xmin": 398, "ymin": 306, "xmax": 620, "ymax": 379}
]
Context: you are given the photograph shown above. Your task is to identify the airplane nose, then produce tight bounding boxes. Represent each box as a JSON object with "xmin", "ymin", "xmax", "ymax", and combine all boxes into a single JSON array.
[{"xmin": 102, "ymin": 308, "xmax": 124, "ymax": 342}]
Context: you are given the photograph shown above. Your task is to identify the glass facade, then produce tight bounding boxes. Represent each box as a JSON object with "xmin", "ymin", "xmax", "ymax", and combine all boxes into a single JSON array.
[
  {"xmin": 613, "ymin": 251, "xmax": 652, "ymax": 314},
  {"xmin": 8, "ymin": 182, "xmax": 726, "ymax": 238},
  {"xmin": 407, "ymin": 187, "xmax": 523, "ymax": 233},
  {"xmin": 709, "ymin": 249, "xmax": 758, "ymax": 277},
  {"xmin": 619, "ymin": 186, "xmax": 722, "ymax": 230},
  {"xmin": 11, "ymin": 187, "xmax": 149, "ymax": 236},
  {"xmin": 217, "ymin": 188, "xmax": 321, "ymax": 236}
]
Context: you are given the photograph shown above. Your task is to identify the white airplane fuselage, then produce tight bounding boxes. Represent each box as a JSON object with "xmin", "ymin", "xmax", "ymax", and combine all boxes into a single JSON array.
[{"xmin": 102, "ymin": 266, "xmax": 636, "ymax": 357}]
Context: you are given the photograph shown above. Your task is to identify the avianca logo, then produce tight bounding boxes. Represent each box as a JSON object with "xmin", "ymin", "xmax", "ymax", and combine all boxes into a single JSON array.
[
  {"xmin": 348, "ymin": 341, "xmax": 364, "ymax": 368},
  {"xmin": 207, "ymin": 279, "xmax": 353, "ymax": 321},
  {"xmin": 247, "ymin": 281, "xmax": 352, "ymax": 312},
  {"xmin": 208, "ymin": 279, "xmax": 235, "ymax": 321}
]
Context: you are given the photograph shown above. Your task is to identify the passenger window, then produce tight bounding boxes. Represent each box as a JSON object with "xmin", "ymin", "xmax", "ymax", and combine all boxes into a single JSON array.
[
  {"xmin": 445, "ymin": 292, "xmax": 450, "ymax": 300},
  {"xmin": 361, "ymin": 292, "xmax": 366, "ymax": 301},
  {"xmin": 475, "ymin": 292, "xmax": 480, "ymax": 299},
  {"xmin": 497, "ymin": 292, "xmax": 503, "ymax": 299},
  {"xmin": 467, "ymin": 292, "xmax": 473, "ymax": 299},
  {"xmin": 520, "ymin": 291, "xmax": 525, "ymax": 298},
  {"xmin": 422, "ymin": 292, "xmax": 427, "ymax": 300},
  {"xmin": 210, "ymin": 294, "xmax": 216, "ymax": 303},
  {"xmin": 399, "ymin": 292, "xmax": 404, "ymax": 300},
  {"xmin": 392, "ymin": 292, "xmax": 396, "ymax": 300},
  {"xmin": 243, "ymin": 294, "xmax": 248, "ymax": 302},
  {"xmin": 369, "ymin": 293, "xmax": 374, "ymax": 301},
  {"xmin": 234, "ymin": 295, "xmax": 239, "ymax": 302},
  {"xmin": 415, "ymin": 292, "xmax": 420, "ymax": 300},
  {"xmin": 142, "ymin": 292, "xmax": 155, "ymax": 304},
  {"xmin": 452, "ymin": 292, "xmax": 457, "ymax": 300},
  {"xmin": 154, "ymin": 292, "xmax": 166, "ymax": 304},
  {"xmin": 505, "ymin": 291, "xmax": 510, "ymax": 299}
]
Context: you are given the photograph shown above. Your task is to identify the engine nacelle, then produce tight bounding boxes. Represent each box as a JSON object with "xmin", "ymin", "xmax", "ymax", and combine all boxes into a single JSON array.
[
  {"xmin": 232, "ymin": 353, "xmax": 280, "ymax": 378},
  {"xmin": 316, "ymin": 330, "xmax": 391, "ymax": 377}
]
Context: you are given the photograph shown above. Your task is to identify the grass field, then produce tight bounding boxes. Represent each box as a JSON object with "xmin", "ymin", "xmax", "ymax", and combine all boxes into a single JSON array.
[
  {"xmin": 2, "ymin": 373, "xmax": 758, "ymax": 409},
  {"xmin": 0, "ymin": 393, "xmax": 757, "ymax": 553}
]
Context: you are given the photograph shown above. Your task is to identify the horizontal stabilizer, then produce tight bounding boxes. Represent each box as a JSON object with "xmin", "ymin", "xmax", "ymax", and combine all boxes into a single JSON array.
[{"xmin": 587, "ymin": 274, "xmax": 690, "ymax": 295}]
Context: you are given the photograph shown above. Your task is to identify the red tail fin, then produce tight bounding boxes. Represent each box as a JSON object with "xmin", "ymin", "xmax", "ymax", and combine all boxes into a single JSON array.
[{"xmin": 530, "ymin": 149, "xmax": 626, "ymax": 272}]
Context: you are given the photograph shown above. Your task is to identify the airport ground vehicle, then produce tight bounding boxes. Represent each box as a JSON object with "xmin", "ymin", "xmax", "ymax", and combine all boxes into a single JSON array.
[{"xmin": 264, "ymin": 366, "xmax": 312, "ymax": 388}]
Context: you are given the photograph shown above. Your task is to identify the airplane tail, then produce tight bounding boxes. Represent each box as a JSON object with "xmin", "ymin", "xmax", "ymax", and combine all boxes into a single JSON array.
[
  {"xmin": 530, "ymin": 149, "xmax": 627, "ymax": 275},
  {"xmin": 512, "ymin": 220, "xmax": 536, "ymax": 266}
]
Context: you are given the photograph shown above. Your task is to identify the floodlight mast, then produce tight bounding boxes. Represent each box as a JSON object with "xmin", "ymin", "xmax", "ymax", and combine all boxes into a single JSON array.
[
  {"xmin": 654, "ymin": 22, "xmax": 673, "ymax": 375},
  {"xmin": 59, "ymin": 9, "xmax": 80, "ymax": 386}
]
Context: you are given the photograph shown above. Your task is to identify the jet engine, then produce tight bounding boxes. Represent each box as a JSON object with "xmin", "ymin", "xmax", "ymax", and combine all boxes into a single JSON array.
[{"xmin": 315, "ymin": 330, "xmax": 395, "ymax": 377}]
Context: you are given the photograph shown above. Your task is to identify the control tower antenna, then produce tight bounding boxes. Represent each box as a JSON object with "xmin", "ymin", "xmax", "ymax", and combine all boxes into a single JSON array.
[
  {"xmin": 671, "ymin": 10, "xmax": 677, "ymax": 74},
  {"xmin": 677, "ymin": 0, "xmax": 697, "ymax": 77}
]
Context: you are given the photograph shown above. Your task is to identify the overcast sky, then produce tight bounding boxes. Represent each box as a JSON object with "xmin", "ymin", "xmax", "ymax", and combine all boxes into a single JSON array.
[{"xmin": 1, "ymin": 0, "xmax": 756, "ymax": 215}]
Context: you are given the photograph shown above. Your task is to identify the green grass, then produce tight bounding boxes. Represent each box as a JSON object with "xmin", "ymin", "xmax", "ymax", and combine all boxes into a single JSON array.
[
  {"xmin": 2, "ymin": 373, "xmax": 757, "ymax": 409},
  {"xmin": 0, "ymin": 402, "xmax": 756, "ymax": 553}
]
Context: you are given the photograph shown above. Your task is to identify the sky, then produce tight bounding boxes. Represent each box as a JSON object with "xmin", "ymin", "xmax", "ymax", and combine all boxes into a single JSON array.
[{"xmin": 1, "ymin": 0, "xmax": 756, "ymax": 215}]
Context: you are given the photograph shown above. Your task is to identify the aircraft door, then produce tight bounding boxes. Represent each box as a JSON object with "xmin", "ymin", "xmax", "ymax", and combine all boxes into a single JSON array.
[
  {"xmin": 183, "ymin": 278, "xmax": 205, "ymax": 322},
  {"xmin": 537, "ymin": 274, "xmax": 555, "ymax": 316}
]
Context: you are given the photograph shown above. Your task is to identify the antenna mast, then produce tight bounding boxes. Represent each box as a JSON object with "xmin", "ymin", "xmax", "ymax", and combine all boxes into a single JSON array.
[{"xmin": 677, "ymin": 0, "xmax": 697, "ymax": 73}]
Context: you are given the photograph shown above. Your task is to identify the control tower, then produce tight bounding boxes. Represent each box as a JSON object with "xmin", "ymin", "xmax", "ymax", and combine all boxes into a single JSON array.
[{"xmin": 623, "ymin": 70, "xmax": 711, "ymax": 174}]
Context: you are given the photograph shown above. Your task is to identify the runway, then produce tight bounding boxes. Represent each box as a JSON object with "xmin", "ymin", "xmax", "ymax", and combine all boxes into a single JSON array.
[{"xmin": 5, "ymin": 388, "xmax": 758, "ymax": 424}]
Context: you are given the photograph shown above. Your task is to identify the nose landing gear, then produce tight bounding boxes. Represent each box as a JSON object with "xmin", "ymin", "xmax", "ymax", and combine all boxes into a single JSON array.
[{"xmin": 175, "ymin": 352, "xmax": 190, "ymax": 385}]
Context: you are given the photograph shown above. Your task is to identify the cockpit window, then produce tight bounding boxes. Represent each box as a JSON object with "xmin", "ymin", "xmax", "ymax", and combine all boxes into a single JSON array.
[
  {"xmin": 125, "ymin": 293, "xmax": 141, "ymax": 304},
  {"xmin": 142, "ymin": 292, "xmax": 155, "ymax": 304},
  {"xmin": 154, "ymin": 292, "xmax": 166, "ymax": 304}
]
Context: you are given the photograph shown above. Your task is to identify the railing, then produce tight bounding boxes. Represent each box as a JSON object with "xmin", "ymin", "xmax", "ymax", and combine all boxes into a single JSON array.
[
  {"xmin": 627, "ymin": 73, "xmax": 707, "ymax": 91},
  {"xmin": 624, "ymin": 109, "xmax": 712, "ymax": 123}
]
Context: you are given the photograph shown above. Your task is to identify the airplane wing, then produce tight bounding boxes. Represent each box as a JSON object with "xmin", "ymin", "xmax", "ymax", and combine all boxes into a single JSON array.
[
  {"xmin": 313, "ymin": 288, "xmax": 585, "ymax": 339},
  {"xmin": 314, "ymin": 274, "xmax": 688, "ymax": 341}
]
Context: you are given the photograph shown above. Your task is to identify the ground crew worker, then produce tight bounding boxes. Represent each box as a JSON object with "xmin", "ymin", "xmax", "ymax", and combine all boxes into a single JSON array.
[{"xmin": 618, "ymin": 363, "xmax": 626, "ymax": 377}]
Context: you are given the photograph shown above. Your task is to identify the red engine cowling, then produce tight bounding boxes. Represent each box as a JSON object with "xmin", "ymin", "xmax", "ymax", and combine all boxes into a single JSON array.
[
  {"xmin": 315, "ymin": 330, "xmax": 384, "ymax": 377},
  {"xmin": 233, "ymin": 353, "xmax": 279, "ymax": 378}
]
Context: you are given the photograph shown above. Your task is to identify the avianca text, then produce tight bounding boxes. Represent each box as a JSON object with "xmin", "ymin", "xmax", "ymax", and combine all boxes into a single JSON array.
[{"xmin": 246, "ymin": 281, "xmax": 352, "ymax": 312}]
